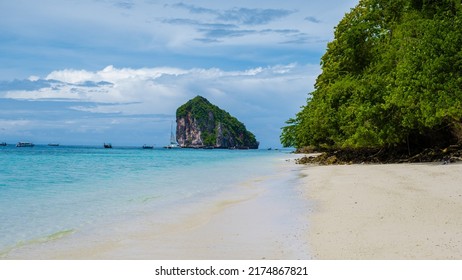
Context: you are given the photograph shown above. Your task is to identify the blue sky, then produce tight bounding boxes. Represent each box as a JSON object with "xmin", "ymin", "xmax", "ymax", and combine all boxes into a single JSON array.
[{"xmin": 0, "ymin": 0, "xmax": 358, "ymax": 147}]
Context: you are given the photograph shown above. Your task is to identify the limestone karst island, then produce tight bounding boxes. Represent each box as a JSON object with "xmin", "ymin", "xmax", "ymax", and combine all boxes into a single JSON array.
[{"xmin": 175, "ymin": 96, "xmax": 259, "ymax": 149}]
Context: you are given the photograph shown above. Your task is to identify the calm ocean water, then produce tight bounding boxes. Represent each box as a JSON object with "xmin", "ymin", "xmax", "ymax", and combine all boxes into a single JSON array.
[{"xmin": 0, "ymin": 145, "xmax": 291, "ymax": 257}]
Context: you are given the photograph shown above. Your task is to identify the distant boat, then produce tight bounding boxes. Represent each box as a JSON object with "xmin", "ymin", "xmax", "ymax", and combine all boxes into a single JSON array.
[
  {"xmin": 0, "ymin": 142, "xmax": 7, "ymax": 146},
  {"xmin": 48, "ymin": 143, "xmax": 59, "ymax": 146},
  {"xmin": 164, "ymin": 121, "xmax": 180, "ymax": 149},
  {"xmin": 142, "ymin": 144, "xmax": 154, "ymax": 149},
  {"xmin": 103, "ymin": 143, "xmax": 112, "ymax": 149},
  {"xmin": 165, "ymin": 143, "xmax": 180, "ymax": 149},
  {"xmin": 16, "ymin": 142, "xmax": 34, "ymax": 147}
]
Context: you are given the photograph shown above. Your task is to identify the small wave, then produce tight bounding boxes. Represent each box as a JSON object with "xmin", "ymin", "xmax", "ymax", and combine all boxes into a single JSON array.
[
  {"xmin": 0, "ymin": 229, "xmax": 75, "ymax": 259},
  {"xmin": 128, "ymin": 195, "xmax": 161, "ymax": 204}
]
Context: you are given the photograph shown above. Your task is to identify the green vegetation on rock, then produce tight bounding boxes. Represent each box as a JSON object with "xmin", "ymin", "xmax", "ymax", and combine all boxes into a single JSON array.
[
  {"xmin": 176, "ymin": 96, "xmax": 259, "ymax": 149},
  {"xmin": 281, "ymin": 0, "xmax": 462, "ymax": 153}
]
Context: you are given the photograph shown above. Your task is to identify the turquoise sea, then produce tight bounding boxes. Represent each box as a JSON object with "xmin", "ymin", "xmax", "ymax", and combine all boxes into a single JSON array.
[{"xmin": 0, "ymin": 145, "xmax": 294, "ymax": 258}]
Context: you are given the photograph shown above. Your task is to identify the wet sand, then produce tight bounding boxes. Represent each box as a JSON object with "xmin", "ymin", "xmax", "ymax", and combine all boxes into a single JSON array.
[{"xmin": 301, "ymin": 163, "xmax": 462, "ymax": 259}]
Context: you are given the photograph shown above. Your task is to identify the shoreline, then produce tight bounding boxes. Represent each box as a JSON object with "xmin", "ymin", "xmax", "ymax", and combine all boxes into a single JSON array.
[
  {"xmin": 300, "ymin": 162, "xmax": 462, "ymax": 259},
  {"xmin": 6, "ymin": 154, "xmax": 310, "ymax": 260},
  {"xmin": 7, "ymin": 151, "xmax": 460, "ymax": 260}
]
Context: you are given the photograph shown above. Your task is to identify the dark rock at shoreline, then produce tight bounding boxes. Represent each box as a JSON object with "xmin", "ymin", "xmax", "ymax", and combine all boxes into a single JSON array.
[{"xmin": 296, "ymin": 145, "xmax": 462, "ymax": 165}]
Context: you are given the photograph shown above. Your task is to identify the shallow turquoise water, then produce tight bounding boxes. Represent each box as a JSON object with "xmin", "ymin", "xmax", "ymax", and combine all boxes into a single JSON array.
[{"xmin": 0, "ymin": 145, "xmax": 289, "ymax": 256}]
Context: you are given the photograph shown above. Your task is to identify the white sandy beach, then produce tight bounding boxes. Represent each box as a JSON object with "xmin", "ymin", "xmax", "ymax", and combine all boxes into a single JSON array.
[{"xmin": 301, "ymin": 163, "xmax": 462, "ymax": 259}]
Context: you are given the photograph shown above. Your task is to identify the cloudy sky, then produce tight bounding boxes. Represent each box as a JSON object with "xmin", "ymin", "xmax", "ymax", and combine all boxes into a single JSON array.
[{"xmin": 0, "ymin": 0, "xmax": 358, "ymax": 147}]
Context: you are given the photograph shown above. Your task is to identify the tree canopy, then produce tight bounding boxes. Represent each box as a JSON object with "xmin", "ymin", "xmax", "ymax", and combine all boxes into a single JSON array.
[{"xmin": 281, "ymin": 0, "xmax": 462, "ymax": 152}]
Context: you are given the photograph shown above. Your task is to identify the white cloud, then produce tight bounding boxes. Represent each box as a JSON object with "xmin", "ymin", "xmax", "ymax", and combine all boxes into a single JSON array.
[
  {"xmin": 45, "ymin": 69, "xmax": 96, "ymax": 84},
  {"xmin": 45, "ymin": 65, "xmax": 187, "ymax": 84},
  {"xmin": 10, "ymin": 64, "xmax": 315, "ymax": 108},
  {"xmin": 27, "ymin": 76, "xmax": 40, "ymax": 82}
]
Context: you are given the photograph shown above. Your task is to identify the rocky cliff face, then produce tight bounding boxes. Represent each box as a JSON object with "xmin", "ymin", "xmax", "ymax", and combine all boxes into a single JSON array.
[
  {"xmin": 176, "ymin": 96, "xmax": 259, "ymax": 149},
  {"xmin": 176, "ymin": 112, "xmax": 203, "ymax": 147}
]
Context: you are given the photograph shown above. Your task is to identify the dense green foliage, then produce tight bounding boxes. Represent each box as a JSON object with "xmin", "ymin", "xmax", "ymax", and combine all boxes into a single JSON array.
[
  {"xmin": 177, "ymin": 96, "xmax": 258, "ymax": 148},
  {"xmin": 282, "ymin": 0, "xmax": 462, "ymax": 151}
]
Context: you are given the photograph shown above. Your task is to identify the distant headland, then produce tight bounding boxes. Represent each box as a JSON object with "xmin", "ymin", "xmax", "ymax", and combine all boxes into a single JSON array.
[{"xmin": 175, "ymin": 96, "xmax": 259, "ymax": 149}]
